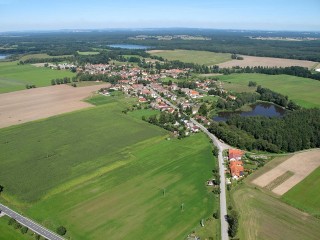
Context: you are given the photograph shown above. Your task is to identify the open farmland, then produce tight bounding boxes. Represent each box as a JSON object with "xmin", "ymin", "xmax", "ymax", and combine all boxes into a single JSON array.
[
  {"xmin": 282, "ymin": 167, "xmax": 320, "ymax": 217},
  {"xmin": 230, "ymin": 152, "xmax": 320, "ymax": 240},
  {"xmin": 218, "ymin": 73, "xmax": 320, "ymax": 108},
  {"xmin": 252, "ymin": 150, "xmax": 320, "ymax": 195},
  {"xmin": 148, "ymin": 49, "xmax": 231, "ymax": 65},
  {"xmin": 0, "ymin": 61, "xmax": 76, "ymax": 93},
  {"xmin": 0, "ymin": 84, "xmax": 111, "ymax": 128},
  {"xmin": 232, "ymin": 185, "xmax": 320, "ymax": 240},
  {"xmin": 218, "ymin": 55, "xmax": 318, "ymax": 69},
  {"xmin": 0, "ymin": 96, "xmax": 218, "ymax": 239}
]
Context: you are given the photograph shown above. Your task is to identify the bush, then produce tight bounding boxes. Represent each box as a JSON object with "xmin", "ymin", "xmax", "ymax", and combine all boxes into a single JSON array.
[
  {"xmin": 56, "ymin": 226, "xmax": 67, "ymax": 236},
  {"xmin": 21, "ymin": 226, "xmax": 28, "ymax": 234}
]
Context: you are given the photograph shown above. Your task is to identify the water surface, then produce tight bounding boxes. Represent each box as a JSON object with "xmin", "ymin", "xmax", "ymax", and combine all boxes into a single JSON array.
[
  {"xmin": 108, "ymin": 44, "xmax": 151, "ymax": 50},
  {"xmin": 213, "ymin": 102, "xmax": 286, "ymax": 122}
]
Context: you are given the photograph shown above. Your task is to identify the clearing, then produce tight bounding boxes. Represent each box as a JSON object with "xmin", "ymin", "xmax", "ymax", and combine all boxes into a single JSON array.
[
  {"xmin": 0, "ymin": 61, "xmax": 76, "ymax": 93},
  {"xmin": 252, "ymin": 149, "xmax": 320, "ymax": 195},
  {"xmin": 148, "ymin": 49, "xmax": 231, "ymax": 65},
  {"xmin": 0, "ymin": 84, "xmax": 110, "ymax": 129},
  {"xmin": 218, "ymin": 55, "xmax": 318, "ymax": 69},
  {"xmin": 218, "ymin": 73, "xmax": 320, "ymax": 108},
  {"xmin": 0, "ymin": 96, "xmax": 218, "ymax": 239}
]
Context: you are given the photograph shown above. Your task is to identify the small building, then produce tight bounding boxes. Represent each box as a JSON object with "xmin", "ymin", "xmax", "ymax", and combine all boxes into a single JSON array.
[
  {"xmin": 229, "ymin": 149, "xmax": 244, "ymax": 161},
  {"xmin": 229, "ymin": 161, "xmax": 244, "ymax": 179}
]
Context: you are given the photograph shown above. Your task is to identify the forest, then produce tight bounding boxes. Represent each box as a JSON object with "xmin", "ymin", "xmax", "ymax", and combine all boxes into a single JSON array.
[
  {"xmin": 1, "ymin": 29, "xmax": 319, "ymax": 61},
  {"xmin": 209, "ymin": 109, "xmax": 320, "ymax": 153}
]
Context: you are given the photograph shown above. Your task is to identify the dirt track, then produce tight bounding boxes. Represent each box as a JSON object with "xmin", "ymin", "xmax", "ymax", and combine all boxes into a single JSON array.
[
  {"xmin": 218, "ymin": 55, "xmax": 318, "ymax": 69},
  {"xmin": 252, "ymin": 149, "xmax": 320, "ymax": 195},
  {"xmin": 0, "ymin": 84, "xmax": 110, "ymax": 129}
]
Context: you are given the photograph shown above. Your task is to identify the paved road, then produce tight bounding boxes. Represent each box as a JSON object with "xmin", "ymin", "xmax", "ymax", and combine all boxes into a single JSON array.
[
  {"xmin": 0, "ymin": 203, "xmax": 65, "ymax": 240},
  {"xmin": 150, "ymin": 87, "xmax": 229, "ymax": 240},
  {"xmin": 190, "ymin": 119, "xmax": 229, "ymax": 240}
]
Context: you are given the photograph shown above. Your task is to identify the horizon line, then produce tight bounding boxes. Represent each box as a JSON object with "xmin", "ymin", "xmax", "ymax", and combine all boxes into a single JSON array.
[{"xmin": 1, "ymin": 27, "xmax": 320, "ymax": 34}]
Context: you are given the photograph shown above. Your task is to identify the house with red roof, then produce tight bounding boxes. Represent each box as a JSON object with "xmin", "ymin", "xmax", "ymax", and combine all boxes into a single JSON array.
[
  {"xmin": 229, "ymin": 161, "xmax": 244, "ymax": 179},
  {"xmin": 228, "ymin": 149, "xmax": 244, "ymax": 161}
]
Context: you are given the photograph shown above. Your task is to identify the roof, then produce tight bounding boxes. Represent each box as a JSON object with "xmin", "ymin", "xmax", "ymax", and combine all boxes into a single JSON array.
[
  {"xmin": 229, "ymin": 149, "xmax": 244, "ymax": 160},
  {"xmin": 229, "ymin": 161, "xmax": 244, "ymax": 177}
]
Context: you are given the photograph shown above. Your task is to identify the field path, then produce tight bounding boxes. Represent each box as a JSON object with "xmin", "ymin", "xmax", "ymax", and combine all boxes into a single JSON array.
[{"xmin": 0, "ymin": 84, "xmax": 110, "ymax": 128}]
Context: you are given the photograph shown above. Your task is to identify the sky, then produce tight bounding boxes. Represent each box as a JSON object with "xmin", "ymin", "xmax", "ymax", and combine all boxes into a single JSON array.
[{"xmin": 0, "ymin": 0, "xmax": 320, "ymax": 32}]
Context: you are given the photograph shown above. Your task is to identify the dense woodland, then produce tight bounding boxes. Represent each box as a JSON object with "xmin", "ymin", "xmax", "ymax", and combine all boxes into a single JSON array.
[
  {"xmin": 1, "ymin": 29, "xmax": 319, "ymax": 61},
  {"xmin": 209, "ymin": 109, "xmax": 320, "ymax": 153},
  {"xmin": 214, "ymin": 66, "xmax": 320, "ymax": 81}
]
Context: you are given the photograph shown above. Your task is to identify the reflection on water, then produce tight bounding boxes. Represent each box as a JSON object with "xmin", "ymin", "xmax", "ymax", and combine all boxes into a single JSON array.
[{"xmin": 213, "ymin": 102, "xmax": 286, "ymax": 122}]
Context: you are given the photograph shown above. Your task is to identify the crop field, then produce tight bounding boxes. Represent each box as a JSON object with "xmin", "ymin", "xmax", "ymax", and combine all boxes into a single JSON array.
[
  {"xmin": 0, "ymin": 84, "xmax": 110, "ymax": 128},
  {"xmin": 77, "ymin": 51, "xmax": 100, "ymax": 55},
  {"xmin": 19, "ymin": 53, "xmax": 72, "ymax": 61},
  {"xmin": 148, "ymin": 49, "xmax": 231, "ymax": 65},
  {"xmin": 218, "ymin": 55, "xmax": 318, "ymax": 69},
  {"xmin": 252, "ymin": 150, "xmax": 320, "ymax": 196},
  {"xmin": 232, "ymin": 185, "xmax": 320, "ymax": 240},
  {"xmin": 218, "ymin": 73, "xmax": 320, "ymax": 108},
  {"xmin": 0, "ymin": 97, "xmax": 218, "ymax": 239},
  {"xmin": 230, "ymin": 153, "xmax": 320, "ymax": 240},
  {"xmin": 282, "ymin": 167, "xmax": 320, "ymax": 217},
  {"xmin": 0, "ymin": 61, "xmax": 76, "ymax": 93}
]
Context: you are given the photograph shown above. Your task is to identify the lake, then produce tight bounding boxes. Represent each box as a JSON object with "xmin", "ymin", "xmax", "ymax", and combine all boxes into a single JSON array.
[
  {"xmin": 108, "ymin": 44, "xmax": 151, "ymax": 50},
  {"xmin": 213, "ymin": 102, "xmax": 286, "ymax": 121},
  {"xmin": 0, "ymin": 54, "xmax": 8, "ymax": 60}
]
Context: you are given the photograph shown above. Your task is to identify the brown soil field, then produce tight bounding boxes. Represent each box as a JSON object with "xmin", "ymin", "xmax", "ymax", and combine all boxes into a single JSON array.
[
  {"xmin": 218, "ymin": 55, "xmax": 318, "ymax": 69},
  {"xmin": 0, "ymin": 84, "xmax": 110, "ymax": 129},
  {"xmin": 251, "ymin": 149, "xmax": 320, "ymax": 195}
]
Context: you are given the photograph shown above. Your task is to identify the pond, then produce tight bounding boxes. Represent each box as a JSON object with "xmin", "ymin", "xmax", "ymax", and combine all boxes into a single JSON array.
[
  {"xmin": 213, "ymin": 102, "xmax": 286, "ymax": 122},
  {"xmin": 108, "ymin": 44, "xmax": 151, "ymax": 50}
]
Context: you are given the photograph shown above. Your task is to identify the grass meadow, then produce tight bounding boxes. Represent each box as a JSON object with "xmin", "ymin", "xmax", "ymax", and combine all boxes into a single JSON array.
[
  {"xmin": 232, "ymin": 185, "xmax": 320, "ymax": 240},
  {"xmin": 148, "ymin": 50, "xmax": 231, "ymax": 65},
  {"xmin": 0, "ymin": 96, "xmax": 218, "ymax": 239},
  {"xmin": 0, "ymin": 216, "xmax": 34, "ymax": 240},
  {"xmin": 0, "ymin": 61, "xmax": 76, "ymax": 93},
  {"xmin": 218, "ymin": 73, "xmax": 320, "ymax": 108},
  {"xmin": 230, "ymin": 155, "xmax": 320, "ymax": 240},
  {"xmin": 282, "ymin": 167, "xmax": 320, "ymax": 217}
]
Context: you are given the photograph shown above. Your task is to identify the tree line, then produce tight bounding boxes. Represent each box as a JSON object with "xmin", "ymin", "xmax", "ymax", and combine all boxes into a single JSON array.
[
  {"xmin": 214, "ymin": 66, "xmax": 320, "ymax": 81},
  {"xmin": 209, "ymin": 108, "xmax": 320, "ymax": 152}
]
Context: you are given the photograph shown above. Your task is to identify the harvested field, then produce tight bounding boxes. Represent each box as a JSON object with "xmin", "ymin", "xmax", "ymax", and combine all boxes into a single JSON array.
[
  {"xmin": 0, "ymin": 84, "xmax": 109, "ymax": 128},
  {"xmin": 252, "ymin": 149, "xmax": 320, "ymax": 195},
  {"xmin": 218, "ymin": 55, "xmax": 318, "ymax": 69}
]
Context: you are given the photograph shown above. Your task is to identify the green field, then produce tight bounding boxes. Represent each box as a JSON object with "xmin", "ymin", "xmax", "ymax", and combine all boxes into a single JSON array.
[
  {"xmin": 0, "ymin": 216, "xmax": 33, "ymax": 240},
  {"xmin": 282, "ymin": 167, "xmax": 320, "ymax": 217},
  {"xmin": 77, "ymin": 51, "xmax": 100, "ymax": 55},
  {"xmin": 232, "ymin": 185, "xmax": 320, "ymax": 240},
  {"xmin": 230, "ymin": 156, "xmax": 320, "ymax": 240},
  {"xmin": 149, "ymin": 50, "xmax": 231, "ymax": 65},
  {"xmin": 0, "ymin": 97, "xmax": 218, "ymax": 239},
  {"xmin": 0, "ymin": 61, "xmax": 76, "ymax": 93},
  {"xmin": 218, "ymin": 73, "xmax": 320, "ymax": 108},
  {"xmin": 20, "ymin": 53, "xmax": 72, "ymax": 61}
]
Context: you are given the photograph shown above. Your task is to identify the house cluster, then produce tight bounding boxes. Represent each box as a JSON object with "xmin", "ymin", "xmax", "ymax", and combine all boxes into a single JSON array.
[{"xmin": 228, "ymin": 149, "xmax": 245, "ymax": 180}]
